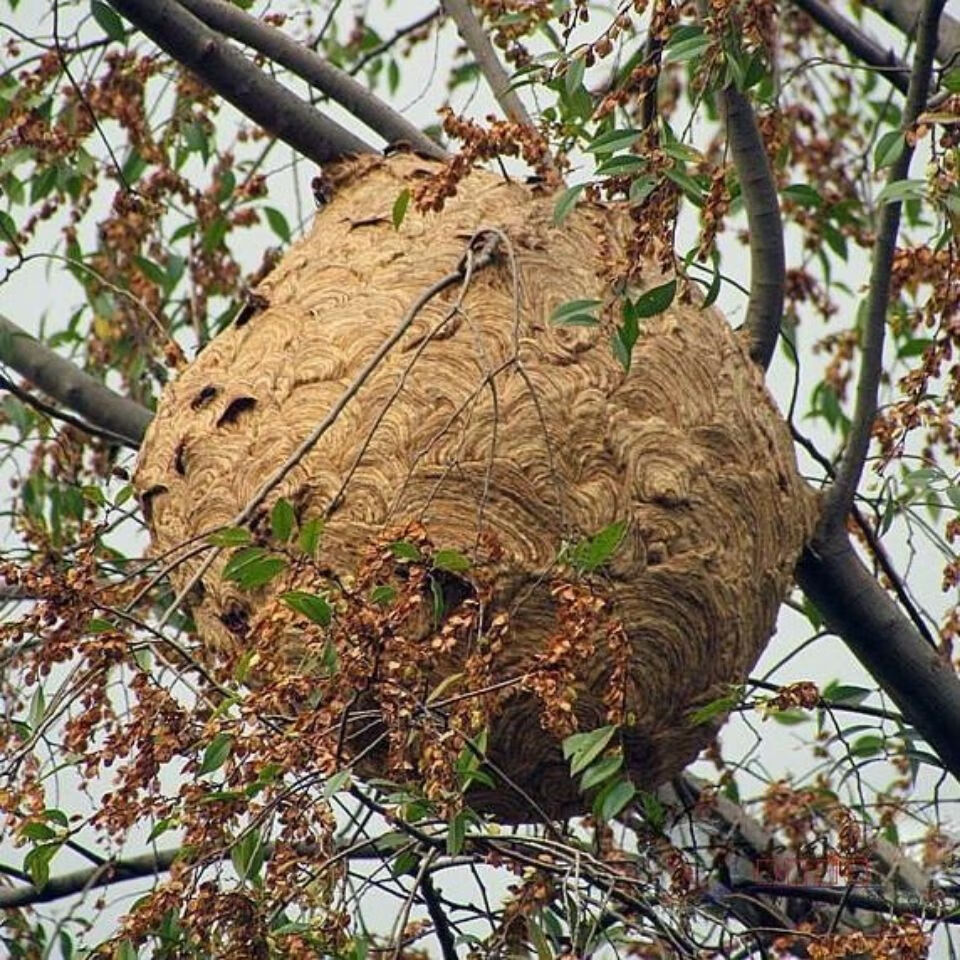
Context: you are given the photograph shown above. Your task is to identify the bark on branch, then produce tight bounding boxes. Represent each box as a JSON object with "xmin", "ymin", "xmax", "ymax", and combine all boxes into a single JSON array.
[
  {"xmin": 792, "ymin": 0, "xmax": 912, "ymax": 94},
  {"xmin": 863, "ymin": 0, "xmax": 960, "ymax": 65},
  {"xmin": 0, "ymin": 316, "xmax": 152, "ymax": 446},
  {"xmin": 442, "ymin": 0, "xmax": 537, "ymax": 129},
  {"xmin": 796, "ymin": 535, "xmax": 960, "ymax": 780},
  {"xmin": 721, "ymin": 85, "xmax": 785, "ymax": 370},
  {"xmin": 177, "ymin": 0, "xmax": 445, "ymax": 159},
  {"xmin": 824, "ymin": 0, "xmax": 945, "ymax": 528},
  {"xmin": 107, "ymin": 0, "xmax": 374, "ymax": 166}
]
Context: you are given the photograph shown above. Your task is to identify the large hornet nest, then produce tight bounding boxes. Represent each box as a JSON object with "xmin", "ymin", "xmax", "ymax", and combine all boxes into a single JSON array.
[{"xmin": 135, "ymin": 154, "xmax": 816, "ymax": 822}]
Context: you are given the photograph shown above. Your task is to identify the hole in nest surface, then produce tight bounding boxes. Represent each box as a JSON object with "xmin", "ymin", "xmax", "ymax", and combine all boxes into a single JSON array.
[
  {"xmin": 139, "ymin": 484, "xmax": 168, "ymax": 525},
  {"xmin": 190, "ymin": 385, "xmax": 219, "ymax": 411},
  {"xmin": 217, "ymin": 396, "xmax": 257, "ymax": 428}
]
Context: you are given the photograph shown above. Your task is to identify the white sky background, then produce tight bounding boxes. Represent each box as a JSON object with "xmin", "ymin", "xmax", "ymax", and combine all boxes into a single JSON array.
[{"xmin": 2, "ymin": 0, "xmax": 960, "ymax": 956}]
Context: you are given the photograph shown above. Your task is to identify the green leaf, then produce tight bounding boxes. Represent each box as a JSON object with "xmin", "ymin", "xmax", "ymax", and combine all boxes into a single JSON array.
[
  {"xmin": 580, "ymin": 752, "xmax": 623, "ymax": 790},
  {"xmin": 664, "ymin": 30, "xmax": 710, "ymax": 63},
  {"xmin": 553, "ymin": 183, "xmax": 584, "ymax": 225},
  {"xmin": 114, "ymin": 940, "xmax": 137, "ymax": 960},
  {"xmin": 199, "ymin": 733, "xmax": 234, "ymax": 775},
  {"xmin": 447, "ymin": 810, "xmax": 468, "ymax": 855},
  {"xmin": 270, "ymin": 498, "xmax": 295, "ymax": 542},
  {"xmin": 563, "ymin": 724, "xmax": 617, "ymax": 773},
  {"xmin": 323, "ymin": 768, "xmax": 353, "ymax": 798},
  {"xmin": 280, "ymin": 590, "xmax": 332, "ymax": 626},
  {"xmin": 850, "ymin": 734, "xmax": 885, "ymax": 757},
  {"xmin": 389, "ymin": 540, "xmax": 421, "ymax": 561},
  {"xmin": 640, "ymin": 790, "xmax": 666, "ymax": 830},
  {"xmin": 595, "ymin": 154, "xmax": 646, "ymax": 176},
  {"xmin": 392, "ymin": 188, "xmax": 411, "ymax": 229},
  {"xmin": 629, "ymin": 176, "xmax": 656, "ymax": 204},
  {"xmin": 298, "ymin": 517, "xmax": 323, "ymax": 558},
  {"xmin": 20, "ymin": 822, "xmax": 57, "ymax": 842},
  {"xmin": 222, "ymin": 547, "xmax": 287, "ymax": 589},
  {"xmin": 231, "ymin": 827, "xmax": 264, "ymax": 882},
  {"xmin": 688, "ymin": 688, "xmax": 741, "ymax": 725},
  {"xmin": 263, "ymin": 207, "xmax": 291, "ymax": 243},
  {"xmin": 874, "ymin": 130, "xmax": 905, "ymax": 169},
  {"xmin": 586, "ymin": 128, "xmax": 641, "ymax": 154},
  {"xmin": 24, "ymin": 842, "xmax": 61, "ymax": 889},
  {"xmin": 631, "ymin": 278, "xmax": 676, "ymax": 318},
  {"xmin": 565, "ymin": 55, "xmax": 585, "ymax": 98},
  {"xmin": 371, "ymin": 584, "xmax": 397, "ymax": 606},
  {"xmin": 770, "ymin": 709, "xmax": 808, "ymax": 726},
  {"xmin": 433, "ymin": 548, "xmax": 471, "ymax": 573},
  {"xmin": 207, "ymin": 527, "xmax": 252, "ymax": 547},
  {"xmin": 876, "ymin": 179, "xmax": 926, "ymax": 206},
  {"xmin": 570, "ymin": 521, "xmax": 626, "ymax": 572},
  {"xmin": 202, "ymin": 216, "xmax": 229, "ymax": 253},
  {"xmin": 550, "ymin": 298, "xmax": 602, "ymax": 326},
  {"xmin": 91, "ymin": 0, "xmax": 126, "ymax": 42},
  {"xmin": 782, "ymin": 183, "xmax": 822, "ymax": 207},
  {"xmin": 593, "ymin": 776, "xmax": 636, "ymax": 821}
]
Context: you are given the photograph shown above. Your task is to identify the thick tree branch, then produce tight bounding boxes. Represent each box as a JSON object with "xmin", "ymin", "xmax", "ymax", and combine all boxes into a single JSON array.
[
  {"xmin": 176, "ymin": 0, "xmax": 445, "ymax": 159},
  {"xmin": 0, "ymin": 373, "xmax": 139, "ymax": 449},
  {"xmin": 792, "ymin": 0, "xmax": 911, "ymax": 94},
  {"xmin": 0, "ymin": 316, "xmax": 151, "ymax": 446},
  {"xmin": 442, "ymin": 0, "xmax": 537, "ymax": 130},
  {"xmin": 721, "ymin": 85, "xmax": 785, "ymax": 369},
  {"xmin": 863, "ymin": 0, "xmax": 960, "ymax": 66},
  {"xmin": 824, "ymin": 0, "xmax": 945, "ymax": 528},
  {"xmin": 0, "ymin": 847, "xmax": 180, "ymax": 909},
  {"xmin": 107, "ymin": 0, "xmax": 374, "ymax": 166},
  {"xmin": 796, "ymin": 534, "xmax": 960, "ymax": 779}
]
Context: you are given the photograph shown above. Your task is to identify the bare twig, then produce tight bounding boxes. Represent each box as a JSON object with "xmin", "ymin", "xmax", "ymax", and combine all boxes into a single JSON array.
[
  {"xmin": 792, "ymin": 0, "xmax": 912, "ymax": 94},
  {"xmin": 349, "ymin": 8, "xmax": 442, "ymax": 77},
  {"xmin": 177, "ymin": 0, "xmax": 444, "ymax": 158},
  {"xmin": 107, "ymin": 0, "xmax": 375, "ymax": 165},
  {"xmin": 0, "ymin": 315, "xmax": 152, "ymax": 446},
  {"xmin": 442, "ymin": 0, "xmax": 537, "ymax": 130},
  {"xmin": 824, "ymin": 0, "xmax": 946, "ymax": 528}
]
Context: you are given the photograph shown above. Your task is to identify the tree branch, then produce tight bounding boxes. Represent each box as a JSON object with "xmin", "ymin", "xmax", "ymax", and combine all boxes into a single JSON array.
[
  {"xmin": 792, "ymin": 0, "xmax": 912, "ymax": 94},
  {"xmin": 442, "ymin": 0, "xmax": 537, "ymax": 129},
  {"xmin": 0, "ymin": 847, "xmax": 181, "ymax": 910},
  {"xmin": 176, "ymin": 0, "xmax": 445, "ymax": 159},
  {"xmin": 796, "ymin": 534, "xmax": 960, "ymax": 779},
  {"xmin": 0, "ymin": 373, "xmax": 139, "ymax": 449},
  {"xmin": 107, "ymin": 0, "xmax": 375, "ymax": 166},
  {"xmin": 721, "ymin": 84, "xmax": 785, "ymax": 369},
  {"xmin": 0, "ymin": 316, "xmax": 152, "ymax": 446},
  {"xmin": 421, "ymin": 874, "xmax": 458, "ymax": 960},
  {"xmin": 862, "ymin": 0, "xmax": 960, "ymax": 66},
  {"xmin": 823, "ymin": 0, "xmax": 945, "ymax": 528}
]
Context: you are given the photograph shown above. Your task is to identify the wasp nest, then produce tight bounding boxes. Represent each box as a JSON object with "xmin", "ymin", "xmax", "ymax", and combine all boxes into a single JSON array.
[{"xmin": 135, "ymin": 154, "xmax": 816, "ymax": 822}]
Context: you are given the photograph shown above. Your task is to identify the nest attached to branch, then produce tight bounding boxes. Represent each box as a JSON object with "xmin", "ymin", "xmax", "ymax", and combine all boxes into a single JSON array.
[{"xmin": 135, "ymin": 154, "xmax": 816, "ymax": 822}]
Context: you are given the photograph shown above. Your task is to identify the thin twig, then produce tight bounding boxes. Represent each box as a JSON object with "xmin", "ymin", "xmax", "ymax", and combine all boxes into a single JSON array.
[{"xmin": 824, "ymin": 0, "xmax": 946, "ymax": 529}]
